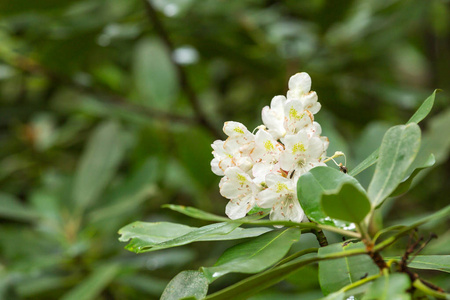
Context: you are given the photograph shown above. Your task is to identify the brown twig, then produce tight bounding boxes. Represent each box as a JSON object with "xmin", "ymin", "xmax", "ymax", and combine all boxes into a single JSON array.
[
  {"xmin": 141, "ymin": 0, "xmax": 222, "ymax": 139},
  {"xmin": 398, "ymin": 233, "xmax": 444, "ymax": 293},
  {"xmin": 312, "ymin": 228, "xmax": 329, "ymax": 247}
]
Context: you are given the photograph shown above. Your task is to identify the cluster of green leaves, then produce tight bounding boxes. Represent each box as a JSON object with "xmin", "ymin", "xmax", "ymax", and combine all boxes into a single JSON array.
[{"xmin": 119, "ymin": 92, "xmax": 450, "ymax": 299}]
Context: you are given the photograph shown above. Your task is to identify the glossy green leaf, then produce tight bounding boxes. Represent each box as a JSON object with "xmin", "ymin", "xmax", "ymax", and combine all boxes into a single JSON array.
[
  {"xmin": 362, "ymin": 273, "xmax": 410, "ymax": 300},
  {"xmin": 202, "ymin": 228, "xmax": 301, "ymax": 282},
  {"xmin": 321, "ymin": 182, "xmax": 371, "ymax": 224},
  {"xmin": 297, "ymin": 166, "xmax": 364, "ymax": 226},
  {"xmin": 389, "ymin": 154, "xmax": 435, "ymax": 197},
  {"xmin": 118, "ymin": 221, "xmax": 270, "ymax": 253},
  {"xmin": 61, "ymin": 264, "xmax": 119, "ymax": 300},
  {"xmin": 318, "ymin": 242, "xmax": 379, "ymax": 295},
  {"xmin": 161, "ymin": 271, "xmax": 208, "ymax": 300},
  {"xmin": 163, "ymin": 204, "xmax": 361, "ymax": 238},
  {"xmin": 385, "ymin": 255, "xmax": 450, "ymax": 273},
  {"xmin": 133, "ymin": 38, "xmax": 178, "ymax": 109},
  {"xmin": 72, "ymin": 121, "xmax": 126, "ymax": 211},
  {"xmin": 204, "ymin": 243, "xmax": 375, "ymax": 300},
  {"xmin": 367, "ymin": 123, "xmax": 421, "ymax": 207},
  {"xmin": 350, "ymin": 90, "xmax": 437, "ymax": 177}
]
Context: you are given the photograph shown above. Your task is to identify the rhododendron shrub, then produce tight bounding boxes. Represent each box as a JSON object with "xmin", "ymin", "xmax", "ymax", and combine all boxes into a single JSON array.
[{"xmin": 119, "ymin": 74, "xmax": 448, "ymax": 300}]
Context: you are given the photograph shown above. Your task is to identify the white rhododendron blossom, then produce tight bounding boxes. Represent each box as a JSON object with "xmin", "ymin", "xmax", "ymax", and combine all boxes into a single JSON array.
[{"xmin": 211, "ymin": 72, "xmax": 333, "ymax": 223}]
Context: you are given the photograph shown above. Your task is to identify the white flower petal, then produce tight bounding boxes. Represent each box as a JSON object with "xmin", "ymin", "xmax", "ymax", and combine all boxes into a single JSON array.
[
  {"xmin": 287, "ymin": 72, "xmax": 312, "ymax": 97},
  {"xmin": 226, "ymin": 196, "xmax": 253, "ymax": 220},
  {"xmin": 257, "ymin": 188, "xmax": 278, "ymax": 208}
]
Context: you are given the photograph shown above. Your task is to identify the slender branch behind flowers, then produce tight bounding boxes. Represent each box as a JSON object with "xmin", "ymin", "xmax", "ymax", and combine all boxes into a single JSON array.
[
  {"xmin": 141, "ymin": 0, "xmax": 223, "ymax": 139},
  {"xmin": 2, "ymin": 53, "xmax": 197, "ymax": 126}
]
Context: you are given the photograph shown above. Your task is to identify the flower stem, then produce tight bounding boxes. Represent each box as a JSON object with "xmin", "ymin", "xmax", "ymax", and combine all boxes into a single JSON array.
[
  {"xmin": 274, "ymin": 248, "xmax": 318, "ymax": 267},
  {"xmin": 413, "ymin": 279, "xmax": 449, "ymax": 299}
]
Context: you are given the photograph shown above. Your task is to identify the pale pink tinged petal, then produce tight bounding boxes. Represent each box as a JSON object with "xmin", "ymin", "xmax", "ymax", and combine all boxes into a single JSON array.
[
  {"xmin": 225, "ymin": 199, "xmax": 248, "ymax": 220},
  {"xmin": 301, "ymin": 91, "xmax": 318, "ymax": 109},
  {"xmin": 264, "ymin": 172, "xmax": 286, "ymax": 187},
  {"xmin": 218, "ymin": 157, "xmax": 232, "ymax": 173},
  {"xmin": 279, "ymin": 151, "xmax": 296, "ymax": 171},
  {"xmin": 211, "ymin": 140, "xmax": 225, "ymax": 152},
  {"xmin": 285, "ymin": 199, "xmax": 304, "ymax": 223},
  {"xmin": 288, "ymin": 72, "xmax": 312, "ymax": 95},
  {"xmin": 236, "ymin": 157, "xmax": 253, "ymax": 173},
  {"xmin": 257, "ymin": 189, "xmax": 278, "ymax": 208},
  {"xmin": 253, "ymin": 162, "xmax": 273, "ymax": 180},
  {"xmin": 308, "ymin": 137, "xmax": 327, "ymax": 158},
  {"xmin": 223, "ymin": 121, "xmax": 250, "ymax": 138},
  {"xmin": 308, "ymin": 102, "xmax": 321, "ymax": 114},
  {"xmin": 270, "ymin": 95, "xmax": 286, "ymax": 113},
  {"xmin": 312, "ymin": 122, "xmax": 322, "ymax": 136},
  {"xmin": 220, "ymin": 181, "xmax": 242, "ymax": 199},
  {"xmin": 211, "ymin": 158, "xmax": 224, "ymax": 176},
  {"xmin": 320, "ymin": 136, "xmax": 329, "ymax": 153},
  {"xmin": 262, "ymin": 109, "xmax": 285, "ymax": 139}
]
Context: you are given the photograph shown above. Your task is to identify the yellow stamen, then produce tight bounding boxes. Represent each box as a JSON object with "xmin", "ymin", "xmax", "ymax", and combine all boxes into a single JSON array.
[
  {"xmin": 276, "ymin": 182, "xmax": 288, "ymax": 193},
  {"xmin": 264, "ymin": 140, "xmax": 275, "ymax": 151},
  {"xmin": 233, "ymin": 127, "xmax": 244, "ymax": 134},
  {"xmin": 292, "ymin": 143, "xmax": 306, "ymax": 153}
]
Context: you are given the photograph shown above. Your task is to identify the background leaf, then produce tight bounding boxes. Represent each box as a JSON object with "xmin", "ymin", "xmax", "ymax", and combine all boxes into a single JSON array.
[
  {"xmin": 202, "ymin": 227, "xmax": 301, "ymax": 282},
  {"xmin": 72, "ymin": 121, "xmax": 127, "ymax": 211},
  {"xmin": 61, "ymin": 264, "xmax": 119, "ymax": 300},
  {"xmin": 133, "ymin": 38, "xmax": 178, "ymax": 110},
  {"xmin": 367, "ymin": 123, "xmax": 421, "ymax": 207}
]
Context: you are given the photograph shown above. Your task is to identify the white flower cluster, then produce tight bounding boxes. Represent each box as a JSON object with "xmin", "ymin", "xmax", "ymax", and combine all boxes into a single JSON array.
[{"xmin": 211, "ymin": 72, "xmax": 329, "ymax": 223}]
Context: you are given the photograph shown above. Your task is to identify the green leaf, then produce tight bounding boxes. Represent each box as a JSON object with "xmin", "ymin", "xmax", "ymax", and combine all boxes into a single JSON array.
[
  {"xmin": 204, "ymin": 243, "xmax": 374, "ymax": 300},
  {"xmin": 385, "ymin": 255, "xmax": 450, "ymax": 273},
  {"xmin": 163, "ymin": 204, "xmax": 230, "ymax": 222},
  {"xmin": 362, "ymin": 273, "xmax": 410, "ymax": 300},
  {"xmin": 350, "ymin": 90, "xmax": 437, "ymax": 177},
  {"xmin": 0, "ymin": 193, "xmax": 39, "ymax": 221},
  {"xmin": 119, "ymin": 221, "xmax": 270, "ymax": 253},
  {"xmin": 349, "ymin": 148, "xmax": 380, "ymax": 177},
  {"xmin": 161, "ymin": 271, "xmax": 208, "ymax": 300},
  {"xmin": 320, "ymin": 291, "xmax": 345, "ymax": 300},
  {"xmin": 119, "ymin": 221, "xmax": 194, "ymax": 244},
  {"xmin": 163, "ymin": 204, "xmax": 361, "ymax": 238},
  {"xmin": 61, "ymin": 264, "xmax": 119, "ymax": 300},
  {"xmin": 202, "ymin": 228, "xmax": 301, "ymax": 283},
  {"xmin": 88, "ymin": 157, "xmax": 160, "ymax": 223},
  {"xmin": 389, "ymin": 154, "xmax": 435, "ymax": 197},
  {"xmin": 321, "ymin": 182, "xmax": 371, "ymax": 224},
  {"xmin": 406, "ymin": 89, "xmax": 438, "ymax": 124},
  {"xmin": 72, "ymin": 121, "xmax": 126, "ymax": 211},
  {"xmin": 297, "ymin": 166, "xmax": 365, "ymax": 226},
  {"xmin": 318, "ymin": 242, "xmax": 379, "ymax": 295},
  {"xmin": 133, "ymin": 38, "xmax": 178, "ymax": 109},
  {"xmin": 367, "ymin": 123, "xmax": 421, "ymax": 207}
]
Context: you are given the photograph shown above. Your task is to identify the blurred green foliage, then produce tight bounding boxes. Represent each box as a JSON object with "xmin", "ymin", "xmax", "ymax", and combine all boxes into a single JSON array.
[{"xmin": 0, "ymin": 0, "xmax": 449, "ymax": 299}]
